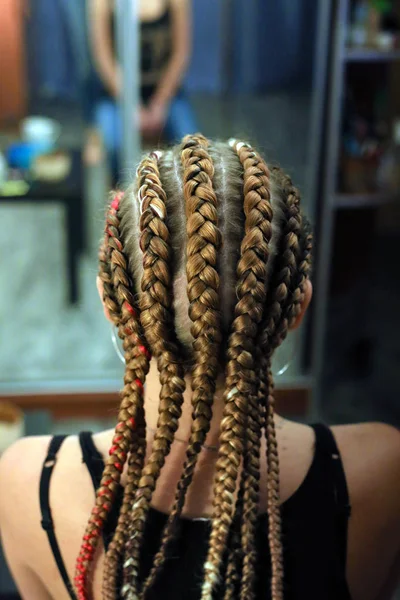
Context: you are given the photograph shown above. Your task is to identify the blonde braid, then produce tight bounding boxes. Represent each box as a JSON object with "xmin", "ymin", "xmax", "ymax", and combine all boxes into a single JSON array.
[
  {"xmin": 141, "ymin": 134, "xmax": 222, "ymax": 595},
  {"xmin": 257, "ymin": 168, "xmax": 312, "ymax": 600},
  {"xmin": 76, "ymin": 195, "xmax": 151, "ymax": 600},
  {"xmin": 102, "ymin": 195, "xmax": 151, "ymax": 600},
  {"xmin": 201, "ymin": 140, "xmax": 273, "ymax": 600},
  {"xmin": 122, "ymin": 152, "xmax": 186, "ymax": 599}
]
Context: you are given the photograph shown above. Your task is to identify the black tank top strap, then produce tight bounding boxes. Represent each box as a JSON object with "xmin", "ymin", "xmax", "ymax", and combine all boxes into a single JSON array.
[
  {"xmin": 311, "ymin": 423, "xmax": 351, "ymax": 516},
  {"xmin": 40, "ymin": 435, "xmax": 77, "ymax": 600},
  {"xmin": 311, "ymin": 423, "xmax": 351, "ymax": 574},
  {"xmin": 79, "ymin": 431, "xmax": 105, "ymax": 489}
]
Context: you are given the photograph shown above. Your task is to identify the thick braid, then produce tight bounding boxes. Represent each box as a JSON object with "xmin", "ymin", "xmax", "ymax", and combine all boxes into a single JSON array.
[
  {"xmin": 140, "ymin": 134, "xmax": 222, "ymax": 595},
  {"xmin": 259, "ymin": 193, "xmax": 300, "ymax": 600},
  {"xmin": 102, "ymin": 197, "xmax": 153, "ymax": 599},
  {"xmin": 233, "ymin": 147, "xmax": 267, "ymax": 600},
  {"xmin": 75, "ymin": 196, "xmax": 151, "ymax": 600},
  {"xmin": 201, "ymin": 140, "xmax": 273, "ymax": 600},
  {"xmin": 98, "ymin": 194, "xmax": 123, "ymax": 325},
  {"xmin": 257, "ymin": 170, "xmax": 312, "ymax": 600},
  {"xmin": 225, "ymin": 373, "xmax": 269, "ymax": 600},
  {"xmin": 103, "ymin": 422, "xmax": 147, "ymax": 600},
  {"xmin": 224, "ymin": 349, "xmax": 267, "ymax": 600},
  {"xmin": 122, "ymin": 153, "xmax": 186, "ymax": 599}
]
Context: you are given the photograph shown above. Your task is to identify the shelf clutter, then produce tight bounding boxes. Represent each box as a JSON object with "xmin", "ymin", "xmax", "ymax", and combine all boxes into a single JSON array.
[
  {"xmin": 348, "ymin": 0, "xmax": 400, "ymax": 53},
  {"xmin": 334, "ymin": 191, "xmax": 399, "ymax": 208},
  {"xmin": 345, "ymin": 48, "xmax": 400, "ymax": 61},
  {"xmin": 339, "ymin": 1, "xmax": 400, "ymax": 205}
]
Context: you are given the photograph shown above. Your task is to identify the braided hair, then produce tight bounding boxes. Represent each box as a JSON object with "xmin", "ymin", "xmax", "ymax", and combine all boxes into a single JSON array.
[
  {"xmin": 75, "ymin": 136, "xmax": 313, "ymax": 600},
  {"xmin": 75, "ymin": 193, "xmax": 151, "ymax": 600},
  {"xmin": 140, "ymin": 134, "xmax": 223, "ymax": 595},
  {"xmin": 122, "ymin": 151, "xmax": 187, "ymax": 599}
]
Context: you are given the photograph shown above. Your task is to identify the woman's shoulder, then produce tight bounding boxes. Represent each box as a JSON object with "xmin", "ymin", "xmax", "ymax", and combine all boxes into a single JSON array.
[
  {"xmin": 0, "ymin": 433, "xmax": 102, "ymax": 597},
  {"xmin": 0, "ymin": 434, "xmax": 91, "ymax": 559},
  {"xmin": 0, "ymin": 432, "xmax": 112, "ymax": 590},
  {"xmin": 1, "ymin": 436, "xmax": 63, "ymax": 527},
  {"xmin": 0, "ymin": 436, "xmax": 56, "ymax": 573},
  {"xmin": 332, "ymin": 421, "xmax": 400, "ymax": 480},
  {"xmin": 0, "ymin": 430, "xmax": 113, "ymax": 516},
  {"xmin": 0, "ymin": 434, "xmax": 51, "ymax": 498},
  {"xmin": 0, "ymin": 430, "xmax": 109, "ymax": 499},
  {"xmin": 331, "ymin": 421, "xmax": 400, "ymax": 503},
  {"xmin": 331, "ymin": 422, "xmax": 400, "ymax": 600}
]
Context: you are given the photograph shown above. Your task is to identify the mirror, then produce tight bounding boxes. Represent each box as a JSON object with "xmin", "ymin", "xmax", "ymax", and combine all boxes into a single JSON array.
[{"xmin": 0, "ymin": 0, "xmax": 318, "ymax": 396}]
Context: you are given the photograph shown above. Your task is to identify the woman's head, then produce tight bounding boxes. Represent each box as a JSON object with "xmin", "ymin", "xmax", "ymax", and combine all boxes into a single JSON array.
[
  {"xmin": 77, "ymin": 134, "xmax": 312, "ymax": 600},
  {"xmin": 97, "ymin": 138, "xmax": 311, "ymax": 350}
]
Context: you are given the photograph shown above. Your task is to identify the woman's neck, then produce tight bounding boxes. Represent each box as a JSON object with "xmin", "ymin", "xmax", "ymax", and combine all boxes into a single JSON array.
[
  {"xmin": 144, "ymin": 359, "xmax": 225, "ymax": 451},
  {"xmin": 113, "ymin": 359, "xmax": 288, "ymax": 517}
]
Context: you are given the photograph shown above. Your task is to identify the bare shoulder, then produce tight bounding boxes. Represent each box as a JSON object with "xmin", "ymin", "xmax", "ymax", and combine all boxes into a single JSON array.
[
  {"xmin": 0, "ymin": 434, "xmax": 102, "ymax": 599},
  {"xmin": 332, "ymin": 422, "xmax": 400, "ymax": 600},
  {"xmin": 332, "ymin": 421, "xmax": 400, "ymax": 515},
  {"xmin": 0, "ymin": 435, "xmax": 51, "ymax": 511},
  {"xmin": 332, "ymin": 422, "xmax": 400, "ymax": 496},
  {"xmin": 0, "ymin": 437, "xmax": 52, "ymax": 567},
  {"xmin": 0, "ymin": 435, "xmax": 82, "ymax": 559}
]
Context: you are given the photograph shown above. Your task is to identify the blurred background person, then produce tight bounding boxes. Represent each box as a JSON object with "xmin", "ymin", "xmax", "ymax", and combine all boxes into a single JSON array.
[{"xmin": 85, "ymin": 0, "xmax": 197, "ymax": 176}]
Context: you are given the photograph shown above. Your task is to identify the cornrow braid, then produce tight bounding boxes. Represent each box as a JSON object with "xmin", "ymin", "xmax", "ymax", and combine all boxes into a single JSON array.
[
  {"xmin": 140, "ymin": 134, "xmax": 223, "ymax": 595},
  {"xmin": 77, "ymin": 137, "xmax": 313, "ymax": 600},
  {"xmin": 223, "ymin": 142, "xmax": 268, "ymax": 600},
  {"xmin": 75, "ymin": 195, "xmax": 151, "ymax": 600},
  {"xmin": 233, "ymin": 143, "xmax": 268, "ymax": 600},
  {"xmin": 98, "ymin": 192, "xmax": 124, "ymax": 325},
  {"xmin": 102, "ymin": 192, "xmax": 155, "ymax": 599},
  {"xmin": 122, "ymin": 152, "xmax": 186, "ymax": 599},
  {"xmin": 201, "ymin": 140, "xmax": 273, "ymax": 600},
  {"xmin": 257, "ymin": 169, "xmax": 312, "ymax": 600}
]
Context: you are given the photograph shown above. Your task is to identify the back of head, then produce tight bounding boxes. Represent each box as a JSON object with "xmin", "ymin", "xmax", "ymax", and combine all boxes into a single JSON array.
[{"xmin": 75, "ymin": 134, "xmax": 312, "ymax": 600}]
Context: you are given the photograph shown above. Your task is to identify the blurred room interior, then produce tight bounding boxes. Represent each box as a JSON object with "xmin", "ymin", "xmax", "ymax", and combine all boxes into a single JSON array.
[{"xmin": 0, "ymin": 0, "xmax": 400, "ymax": 596}]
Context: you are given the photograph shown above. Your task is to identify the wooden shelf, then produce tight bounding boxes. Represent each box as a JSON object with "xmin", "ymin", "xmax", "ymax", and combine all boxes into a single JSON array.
[
  {"xmin": 345, "ymin": 48, "xmax": 400, "ymax": 62},
  {"xmin": 335, "ymin": 192, "xmax": 399, "ymax": 209},
  {"xmin": 0, "ymin": 384, "xmax": 312, "ymax": 420}
]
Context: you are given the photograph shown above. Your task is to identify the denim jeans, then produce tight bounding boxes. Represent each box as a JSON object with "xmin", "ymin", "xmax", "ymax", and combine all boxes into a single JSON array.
[{"xmin": 94, "ymin": 92, "xmax": 198, "ymax": 167}]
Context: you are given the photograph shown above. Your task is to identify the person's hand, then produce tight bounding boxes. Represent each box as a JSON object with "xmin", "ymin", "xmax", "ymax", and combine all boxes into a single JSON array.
[
  {"xmin": 146, "ymin": 102, "xmax": 167, "ymax": 133},
  {"xmin": 138, "ymin": 103, "xmax": 166, "ymax": 137},
  {"xmin": 139, "ymin": 106, "xmax": 152, "ymax": 135}
]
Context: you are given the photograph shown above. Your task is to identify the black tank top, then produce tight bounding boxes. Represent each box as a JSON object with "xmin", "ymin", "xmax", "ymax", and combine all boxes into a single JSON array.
[
  {"xmin": 39, "ymin": 425, "xmax": 352, "ymax": 599},
  {"xmin": 111, "ymin": 6, "xmax": 172, "ymax": 103}
]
